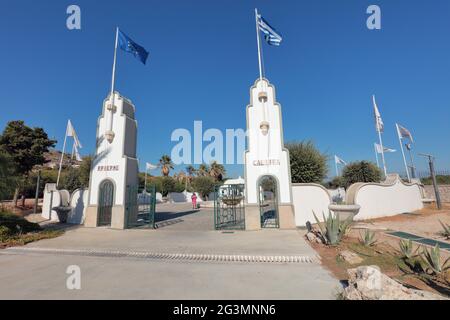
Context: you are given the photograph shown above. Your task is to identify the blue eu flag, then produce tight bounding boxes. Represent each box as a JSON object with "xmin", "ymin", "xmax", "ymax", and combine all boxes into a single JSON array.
[{"xmin": 118, "ymin": 30, "xmax": 149, "ymax": 65}]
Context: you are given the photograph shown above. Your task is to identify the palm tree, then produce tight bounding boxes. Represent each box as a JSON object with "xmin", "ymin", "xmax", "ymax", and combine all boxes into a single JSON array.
[
  {"xmin": 159, "ymin": 155, "xmax": 174, "ymax": 176},
  {"xmin": 197, "ymin": 164, "xmax": 210, "ymax": 177},
  {"xmin": 186, "ymin": 165, "xmax": 196, "ymax": 177},
  {"xmin": 209, "ymin": 161, "xmax": 226, "ymax": 181}
]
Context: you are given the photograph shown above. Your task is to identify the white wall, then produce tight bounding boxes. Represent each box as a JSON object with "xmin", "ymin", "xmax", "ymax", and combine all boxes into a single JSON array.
[
  {"xmin": 346, "ymin": 175, "xmax": 424, "ymax": 220},
  {"xmin": 68, "ymin": 188, "xmax": 88, "ymax": 224},
  {"xmin": 42, "ymin": 184, "xmax": 62, "ymax": 221},
  {"xmin": 292, "ymin": 184, "xmax": 332, "ymax": 227}
]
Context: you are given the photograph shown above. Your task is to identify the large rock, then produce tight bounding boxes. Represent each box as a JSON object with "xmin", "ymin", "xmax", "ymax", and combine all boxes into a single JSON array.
[
  {"xmin": 339, "ymin": 250, "xmax": 363, "ymax": 265},
  {"xmin": 343, "ymin": 266, "xmax": 448, "ymax": 300}
]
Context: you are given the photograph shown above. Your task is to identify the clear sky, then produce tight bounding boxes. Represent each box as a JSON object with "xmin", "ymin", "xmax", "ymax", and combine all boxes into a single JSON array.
[{"xmin": 1, "ymin": 0, "xmax": 449, "ymax": 179}]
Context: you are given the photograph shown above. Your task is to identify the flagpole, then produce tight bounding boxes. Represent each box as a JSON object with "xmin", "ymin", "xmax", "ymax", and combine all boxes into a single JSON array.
[
  {"xmin": 106, "ymin": 27, "xmax": 119, "ymax": 142},
  {"xmin": 396, "ymin": 123, "xmax": 411, "ymax": 182},
  {"xmin": 255, "ymin": 8, "xmax": 263, "ymax": 81},
  {"xmin": 144, "ymin": 168, "xmax": 148, "ymax": 192},
  {"xmin": 374, "ymin": 143, "xmax": 380, "ymax": 168},
  {"xmin": 56, "ymin": 121, "xmax": 69, "ymax": 187},
  {"xmin": 377, "ymin": 129, "xmax": 387, "ymax": 177},
  {"xmin": 334, "ymin": 156, "xmax": 339, "ymax": 177}
]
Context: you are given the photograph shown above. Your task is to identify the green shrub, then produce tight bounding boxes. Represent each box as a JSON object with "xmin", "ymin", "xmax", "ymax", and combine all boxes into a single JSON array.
[
  {"xmin": 312, "ymin": 210, "xmax": 352, "ymax": 246},
  {"xmin": 0, "ymin": 211, "xmax": 41, "ymax": 236},
  {"xmin": 325, "ymin": 176, "xmax": 346, "ymax": 189},
  {"xmin": 342, "ymin": 161, "xmax": 382, "ymax": 188},
  {"xmin": 286, "ymin": 141, "xmax": 328, "ymax": 184},
  {"xmin": 192, "ymin": 176, "xmax": 216, "ymax": 200},
  {"xmin": 160, "ymin": 176, "xmax": 176, "ymax": 197},
  {"xmin": 359, "ymin": 229, "xmax": 377, "ymax": 247},
  {"xmin": 420, "ymin": 175, "xmax": 450, "ymax": 185}
]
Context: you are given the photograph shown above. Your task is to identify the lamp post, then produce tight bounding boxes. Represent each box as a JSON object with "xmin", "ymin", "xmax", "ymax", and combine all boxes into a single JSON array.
[
  {"xmin": 405, "ymin": 143, "xmax": 416, "ymax": 179},
  {"xmin": 418, "ymin": 153, "xmax": 442, "ymax": 210}
]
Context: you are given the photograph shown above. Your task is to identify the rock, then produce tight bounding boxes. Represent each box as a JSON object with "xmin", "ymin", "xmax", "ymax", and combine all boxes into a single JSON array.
[
  {"xmin": 305, "ymin": 232, "xmax": 324, "ymax": 244},
  {"xmin": 339, "ymin": 250, "xmax": 364, "ymax": 265},
  {"xmin": 343, "ymin": 266, "xmax": 448, "ymax": 300},
  {"xmin": 305, "ymin": 232, "xmax": 317, "ymax": 242}
]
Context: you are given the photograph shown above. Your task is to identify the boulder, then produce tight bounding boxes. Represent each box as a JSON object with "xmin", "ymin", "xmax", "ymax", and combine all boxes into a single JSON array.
[
  {"xmin": 343, "ymin": 265, "xmax": 448, "ymax": 300},
  {"xmin": 339, "ymin": 250, "xmax": 363, "ymax": 265}
]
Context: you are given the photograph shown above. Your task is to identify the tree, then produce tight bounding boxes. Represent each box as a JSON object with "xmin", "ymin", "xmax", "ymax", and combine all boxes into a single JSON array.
[
  {"xmin": 192, "ymin": 176, "xmax": 216, "ymax": 200},
  {"xmin": 78, "ymin": 155, "xmax": 92, "ymax": 187},
  {"xmin": 325, "ymin": 176, "xmax": 346, "ymax": 189},
  {"xmin": 62, "ymin": 167, "xmax": 83, "ymax": 192},
  {"xmin": 160, "ymin": 176, "xmax": 176, "ymax": 197},
  {"xmin": 159, "ymin": 155, "xmax": 174, "ymax": 176},
  {"xmin": 342, "ymin": 161, "xmax": 382, "ymax": 188},
  {"xmin": 286, "ymin": 141, "xmax": 328, "ymax": 184},
  {"xmin": 0, "ymin": 121, "xmax": 56, "ymax": 205},
  {"xmin": 209, "ymin": 161, "xmax": 226, "ymax": 182},
  {"xmin": 0, "ymin": 152, "xmax": 18, "ymax": 201},
  {"xmin": 197, "ymin": 164, "xmax": 210, "ymax": 177}
]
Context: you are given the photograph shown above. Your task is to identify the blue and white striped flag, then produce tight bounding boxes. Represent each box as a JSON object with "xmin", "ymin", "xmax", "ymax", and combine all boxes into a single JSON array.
[{"xmin": 257, "ymin": 14, "xmax": 282, "ymax": 46}]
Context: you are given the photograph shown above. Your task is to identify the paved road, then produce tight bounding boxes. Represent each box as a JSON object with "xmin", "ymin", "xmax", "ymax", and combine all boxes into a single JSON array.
[{"xmin": 0, "ymin": 203, "xmax": 340, "ymax": 299}]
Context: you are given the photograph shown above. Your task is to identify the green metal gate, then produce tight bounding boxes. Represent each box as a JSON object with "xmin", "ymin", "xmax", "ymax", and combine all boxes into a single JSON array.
[
  {"xmin": 214, "ymin": 184, "xmax": 245, "ymax": 230},
  {"xmin": 258, "ymin": 176, "xmax": 279, "ymax": 228},
  {"xmin": 126, "ymin": 184, "xmax": 156, "ymax": 229},
  {"xmin": 98, "ymin": 180, "xmax": 114, "ymax": 226}
]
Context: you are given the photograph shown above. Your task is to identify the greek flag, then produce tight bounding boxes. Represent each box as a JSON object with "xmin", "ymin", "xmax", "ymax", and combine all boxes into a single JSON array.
[{"xmin": 257, "ymin": 14, "xmax": 282, "ymax": 46}]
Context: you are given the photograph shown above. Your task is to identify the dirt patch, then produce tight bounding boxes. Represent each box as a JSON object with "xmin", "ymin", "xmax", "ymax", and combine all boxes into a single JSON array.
[{"xmin": 310, "ymin": 206, "xmax": 450, "ymax": 298}]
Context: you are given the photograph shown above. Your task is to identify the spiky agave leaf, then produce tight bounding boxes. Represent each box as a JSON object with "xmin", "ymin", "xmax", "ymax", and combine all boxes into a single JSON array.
[
  {"xmin": 421, "ymin": 244, "xmax": 442, "ymax": 274},
  {"xmin": 438, "ymin": 220, "xmax": 450, "ymax": 239},
  {"xmin": 312, "ymin": 210, "xmax": 327, "ymax": 244}
]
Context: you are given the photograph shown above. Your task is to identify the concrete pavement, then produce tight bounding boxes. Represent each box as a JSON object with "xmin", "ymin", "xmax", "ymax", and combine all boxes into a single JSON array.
[{"xmin": 0, "ymin": 203, "xmax": 341, "ymax": 299}]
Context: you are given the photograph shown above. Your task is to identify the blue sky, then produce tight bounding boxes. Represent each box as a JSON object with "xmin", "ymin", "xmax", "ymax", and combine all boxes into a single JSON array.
[{"xmin": 0, "ymin": 0, "xmax": 449, "ymax": 178}]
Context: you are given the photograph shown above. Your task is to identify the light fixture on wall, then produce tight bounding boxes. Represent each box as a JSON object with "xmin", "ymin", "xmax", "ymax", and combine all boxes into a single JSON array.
[
  {"xmin": 258, "ymin": 91, "xmax": 268, "ymax": 103},
  {"xmin": 105, "ymin": 99, "xmax": 117, "ymax": 143},
  {"xmin": 260, "ymin": 121, "xmax": 270, "ymax": 136}
]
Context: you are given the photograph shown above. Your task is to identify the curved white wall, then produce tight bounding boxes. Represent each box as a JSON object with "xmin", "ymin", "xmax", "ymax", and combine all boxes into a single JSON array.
[
  {"xmin": 68, "ymin": 188, "xmax": 88, "ymax": 224},
  {"xmin": 346, "ymin": 176, "xmax": 424, "ymax": 220},
  {"xmin": 292, "ymin": 184, "xmax": 332, "ymax": 227}
]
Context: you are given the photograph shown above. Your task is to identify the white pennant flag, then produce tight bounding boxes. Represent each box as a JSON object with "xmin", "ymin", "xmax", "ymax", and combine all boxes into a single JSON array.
[
  {"xmin": 375, "ymin": 143, "xmax": 396, "ymax": 153},
  {"xmin": 396, "ymin": 123, "xmax": 414, "ymax": 142},
  {"xmin": 66, "ymin": 120, "xmax": 82, "ymax": 149},
  {"xmin": 72, "ymin": 143, "xmax": 82, "ymax": 162},
  {"xmin": 334, "ymin": 155, "xmax": 347, "ymax": 165},
  {"xmin": 372, "ymin": 95, "xmax": 384, "ymax": 133},
  {"xmin": 146, "ymin": 162, "xmax": 158, "ymax": 170}
]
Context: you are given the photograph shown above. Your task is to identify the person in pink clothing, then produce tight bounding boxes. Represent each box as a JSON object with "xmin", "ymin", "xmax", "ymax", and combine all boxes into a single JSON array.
[{"xmin": 191, "ymin": 193, "xmax": 198, "ymax": 209}]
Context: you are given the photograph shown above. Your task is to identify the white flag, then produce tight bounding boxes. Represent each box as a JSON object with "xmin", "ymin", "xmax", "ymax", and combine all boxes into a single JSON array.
[
  {"xmin": 146, "ymin": 162, "xmax": 158, "ymax": 170},
  {"xmin": 66, "ymin": 120, "xmax": 83, "ymax": 148},
  {"xmin": 72, "ymin": 143, "xmax": 82, "ymax": 162},
  {"xmin": 334, "ymin": 155, "xmax": 347, "ymax": 165},
  {"xmin": 375, "ymin": 143, "xmax": 396, "ymax": 153},
  {"xmin": 396, "ymin": 123, "xmax": 414, "ymax": 142},
  {"xmin": 372, "ymin": 95, "xmax": 384, "ymax": 133}
]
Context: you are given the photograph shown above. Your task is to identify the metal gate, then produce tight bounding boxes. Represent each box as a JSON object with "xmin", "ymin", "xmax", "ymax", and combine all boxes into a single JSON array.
[
  {"xmin": 98, "ymin": 180, "xmax": 114, "ymax": 226},
  {"xmin": 126, "ymin": 184, "xmax": 156, "ymax": 229},
  {"xmin": 214, "ymin": 184, "xmax": 245, "ymax": 230},
  {"xmin": 259, "ymin": 176, "xmax": 279, "ymax": 228}
]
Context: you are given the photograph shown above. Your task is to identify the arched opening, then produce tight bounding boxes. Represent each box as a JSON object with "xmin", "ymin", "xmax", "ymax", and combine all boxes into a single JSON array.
[
  {"xmin": 98, "ymin": 180, "xmax": 115, "ymax": 226},
  {"xmin": 258, "ymin": 175, "xmax": 279, "ymax": 228}
]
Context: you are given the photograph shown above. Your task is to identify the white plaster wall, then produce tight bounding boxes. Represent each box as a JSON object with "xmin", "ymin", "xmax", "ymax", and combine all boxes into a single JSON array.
[
  {"xmin": 88, "ymin": 92, "xmax": 138, "ymax": 207},
  {"xmin": 292, "ymin": 184, "xmax": 332, "ymax": 227},
  {"xmin": 245, "ymin": 79, "xmax": 292, "ymax": 205},
  {"xmin": 346, "ymin": 177, "xmax": 424, "ymax": 220},
  {"xmin": 42, "ymin": 185, "xmax": 62, "ymax": 221},
  {"xmin": 68, "ymin": 188, "xmax": 88, "ymax": 224}
]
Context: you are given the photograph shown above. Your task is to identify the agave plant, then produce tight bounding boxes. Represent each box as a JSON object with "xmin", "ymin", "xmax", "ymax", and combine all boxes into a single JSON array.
[
  {"xmin": 420, "ymin": 244, "xmax": 450, "ymax": 275},
  {"xmin": 359, "ymin": 229, "xmax": 377, "ymax": 247},
  {"xmin": 398, "ymin": 239, "xmax": 418, "ymax": 259},
  {"xmin": 438, "ymin": 220, "xmax": 450, "ymax": 239},
  {"xmin": 312, "ymin": 210, "xmax": 352, "ymax": 246}
]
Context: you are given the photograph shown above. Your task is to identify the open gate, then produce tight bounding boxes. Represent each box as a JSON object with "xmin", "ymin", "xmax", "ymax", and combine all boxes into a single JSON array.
[
  {"xmin": 126, "ymin": 184, "xmax": 156, "ymax": 229},
  {"xmin": 214, "ymin": 184, "xmax": 245, "ymax": 230}
]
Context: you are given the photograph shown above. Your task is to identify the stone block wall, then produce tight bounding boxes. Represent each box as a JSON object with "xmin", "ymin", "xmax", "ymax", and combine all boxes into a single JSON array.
[{"xmin": 424, "ymin": 185, "xmax": 450, "ymax": 203}]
